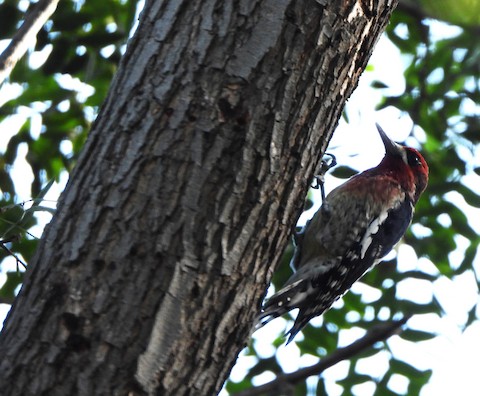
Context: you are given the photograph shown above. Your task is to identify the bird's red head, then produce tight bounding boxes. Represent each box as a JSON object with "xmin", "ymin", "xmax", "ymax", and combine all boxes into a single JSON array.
[{"xmin": 375, "ymin": 124, "xmax": 429, "ymax": 203}]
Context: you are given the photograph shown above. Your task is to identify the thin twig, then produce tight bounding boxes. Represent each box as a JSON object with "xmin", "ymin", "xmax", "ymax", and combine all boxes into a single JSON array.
[
  {"xmin": 0, "ymin": 240, "xmax": 27, "ymax": 269},
  {"xmin": 235, "ymin": 316, "xmax": 411, "ymax": 396},
  {"xmin": 0, "ymin": 0, "xmax": 60, "ymax": 85}
]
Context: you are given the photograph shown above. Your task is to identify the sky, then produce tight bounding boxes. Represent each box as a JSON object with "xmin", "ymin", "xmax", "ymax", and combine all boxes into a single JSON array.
[{"xmin": 1, "ymin": 10, "xmax": 480, "ymax": 396}]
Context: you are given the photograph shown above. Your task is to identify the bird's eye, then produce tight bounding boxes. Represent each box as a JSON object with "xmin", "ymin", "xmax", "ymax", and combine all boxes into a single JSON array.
[{"xmin": 406, "ymin": 150, "xmax": 422, "ymax": 167}]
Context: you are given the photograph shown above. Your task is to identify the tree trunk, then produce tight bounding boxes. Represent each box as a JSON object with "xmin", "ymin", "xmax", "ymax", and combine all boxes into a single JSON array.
[{"xmin": 0, "ymin": 0, "xmax": 397, "ymax": 395}]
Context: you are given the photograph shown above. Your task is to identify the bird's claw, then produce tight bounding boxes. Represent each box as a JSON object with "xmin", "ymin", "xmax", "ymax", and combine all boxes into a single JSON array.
[{"xmin": 312, "ymin": 153, "xmax": 336, "ymax": 202}]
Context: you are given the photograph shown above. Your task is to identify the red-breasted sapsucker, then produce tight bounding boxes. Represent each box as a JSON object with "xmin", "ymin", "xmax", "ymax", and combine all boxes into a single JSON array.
[{"xmin": 259, "ymin": 124, "xmax": 429, "ymax": 344}]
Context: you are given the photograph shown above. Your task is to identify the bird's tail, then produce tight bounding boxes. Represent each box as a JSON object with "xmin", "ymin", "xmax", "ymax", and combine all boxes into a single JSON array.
[
  {"xmin": 256, "ymin": 275, "xmax": 331, "ymax": 344},
  {"xmin": 284, "ymin": 311, "xmax": 314, "ymax": 344},
  {"xmin": 256, "ymin": 278, "xmax": 310, "ymax": 334}
]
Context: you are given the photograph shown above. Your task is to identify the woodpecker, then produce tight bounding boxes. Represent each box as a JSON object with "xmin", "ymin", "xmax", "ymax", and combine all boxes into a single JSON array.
[{"xmin": 259, "ymin": 124, "xmax": 429, "ymax": 344}]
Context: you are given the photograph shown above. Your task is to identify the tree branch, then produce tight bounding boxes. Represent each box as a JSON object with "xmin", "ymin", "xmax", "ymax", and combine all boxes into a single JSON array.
[
  {"xmin": 0, "ymin": 296, "xmax": 15, "ymax": 305},
  {"xmin": 0, "ymin": 0, "xmax": 59, "ymax": 85},
  {"xmin": 235, "ymin": 316, "xmax": 411, "ymax": 396}
]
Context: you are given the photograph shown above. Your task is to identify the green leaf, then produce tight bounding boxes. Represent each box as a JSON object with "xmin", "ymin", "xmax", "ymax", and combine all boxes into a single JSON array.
[
  {"xmin": 0, "ymin": 271, "xmax": 24, "ymax": 303},
  {"xmin": 0, "ymin": 3, "xmax": 20, "ymax": 37},
  {"xmin": 390, "ymin": 358, "xmax": 431, "ymax": 378},
  {"xmin": 399, "ymin": 271, "xmax": 438, "ymax": 282},
  {"xmin": 371, "ymin": 80, "xmax": 389, "ymax": 89},
  {"xmin": 6, "ymin": 180, "xmax": 55, "ymax": 236},
  {"xmin": 33, "ymin": 179, "xmax": 55, "ymax": 205},
  {"xmin": 400, "ymin": 328, "xmax": 437, "ymax": 342},
  {"xmin": 330, "ymin": 166, "xmax": 357, "ymax": 179}
]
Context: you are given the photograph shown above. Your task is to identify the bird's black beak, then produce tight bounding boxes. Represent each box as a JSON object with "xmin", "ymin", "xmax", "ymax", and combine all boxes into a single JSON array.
[{"xmin": 376, "ymin": 123, "xmax": 402, "ymax": 156}]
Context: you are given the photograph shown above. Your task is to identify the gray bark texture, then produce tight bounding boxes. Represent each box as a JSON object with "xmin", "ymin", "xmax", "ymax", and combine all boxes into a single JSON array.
[{"xmin": 0, "ymin": 0, "xmax": 398, "ymax": 395}]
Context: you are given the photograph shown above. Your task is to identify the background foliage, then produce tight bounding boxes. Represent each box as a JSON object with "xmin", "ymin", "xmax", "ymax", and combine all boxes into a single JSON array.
[
  {"xmin": 0, "ymin": 0, "xmax": 479, "ymax": 395},
  {"xmin": 0, "ymin": 0, "xmax": 137, "ymax": 303}
]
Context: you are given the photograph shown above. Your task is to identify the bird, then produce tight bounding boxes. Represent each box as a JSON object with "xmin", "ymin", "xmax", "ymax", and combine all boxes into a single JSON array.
[{"xmin": 258, "ymin": 124, "xmax": 429, "ymax": 344}]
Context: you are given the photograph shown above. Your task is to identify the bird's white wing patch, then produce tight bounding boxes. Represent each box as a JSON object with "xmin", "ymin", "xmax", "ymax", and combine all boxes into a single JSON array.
[{"xmin": 360, "ymin": 208, "xmax": 390, "ymax": 259}]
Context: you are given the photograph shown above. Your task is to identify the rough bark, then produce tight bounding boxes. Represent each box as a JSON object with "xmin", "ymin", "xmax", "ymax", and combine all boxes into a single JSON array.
[{"xmin": 0, "ymin": 0, "xmax": 398, "ymax": 395}]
